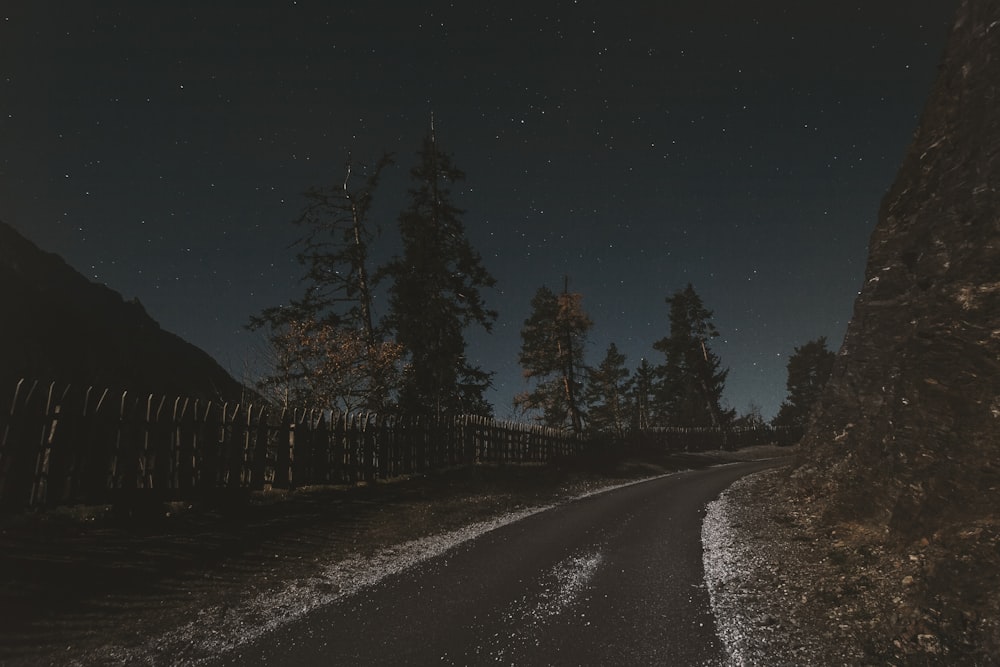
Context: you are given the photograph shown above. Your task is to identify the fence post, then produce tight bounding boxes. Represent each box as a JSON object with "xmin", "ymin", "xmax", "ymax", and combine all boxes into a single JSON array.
[
  {"xmin": 363, "ymin": 413, "xmax": 376, "ymax": 483},
  {"xmin": 108, "ymin": 391, "xmax": 127, "ymax": 492},
  {"xmin": 286, "ymin": 410, "xmax": 297, "ymax": 490},
  {"xmin": 76, "ymin": 386, "xmax": 110, "ymax": 504},
  {"xmin": 141, "ymin": 394, "xmax": 168, "ymax": 492},
  {"xmin": 29, "ymin": 382, "xmax": 66, "ymax": 508},
  {"xmin": 374, "ymin": 413, "xmax": 387, "ymax": 480},
  {"xmin": 171, "ymin": 397, "xmax": 187, "ymax": 492},
  {"xmin": 216, "ymin": 402, "xmax": 230, "ymax": 489},
  {"xmin": 240, "ymin": 404, "xmax": 254, "ymax": 488},
  {"xmin": 249, "ymin": 404, "xmax": 270, "ymax": 491}
]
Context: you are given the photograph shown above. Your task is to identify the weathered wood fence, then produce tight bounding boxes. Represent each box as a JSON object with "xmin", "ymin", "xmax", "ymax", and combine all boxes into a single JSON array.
[
  {"xmin": 0, "ymin": 380, "xmax": 588, "ymax": 509},
  {"xmin": 0, "ymin": 380, "xmax": 802, "ymax": 510}
]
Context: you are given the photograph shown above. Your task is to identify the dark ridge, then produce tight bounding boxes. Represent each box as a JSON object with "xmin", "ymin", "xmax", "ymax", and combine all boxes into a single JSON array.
[{"xmin": 0, "ymin": 219, "xmax": 246, "ymax": 401}]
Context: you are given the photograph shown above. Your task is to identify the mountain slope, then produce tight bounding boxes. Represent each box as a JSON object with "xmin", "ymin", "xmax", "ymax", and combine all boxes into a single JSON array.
[{"xmin": 0, "ymin": 220, "xmax": 245, "ymax": 400}]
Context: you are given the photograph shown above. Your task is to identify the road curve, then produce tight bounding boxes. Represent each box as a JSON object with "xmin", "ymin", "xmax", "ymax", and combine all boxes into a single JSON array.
[{"xmin": 217, "ymin": 459, "xmax": 780, "ymax": 666}]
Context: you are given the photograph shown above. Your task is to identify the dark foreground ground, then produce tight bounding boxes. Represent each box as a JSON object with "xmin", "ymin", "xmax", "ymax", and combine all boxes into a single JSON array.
[{"xmin": 0, "ymin": 446, "xmax": 787, "ymax": 666}]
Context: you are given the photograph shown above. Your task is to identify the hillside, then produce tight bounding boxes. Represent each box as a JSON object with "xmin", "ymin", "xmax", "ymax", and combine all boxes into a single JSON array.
[{"xmin": 0, "ymin": 220, "xmax": 245, "ymax": 400}]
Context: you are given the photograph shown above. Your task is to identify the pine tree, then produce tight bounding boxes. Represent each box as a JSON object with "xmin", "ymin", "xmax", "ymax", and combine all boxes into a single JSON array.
[
  {"xmin": 584, "ymin": 343, "xmax": 633, "ymax": 439},
  {"xmin": 383, "ymin": 124, "xmax": 497, "ymax": 417},
  {"xmin": 772, "ymin": 336, "xmax": 836, "ymax": 427},
  {"xmin": 630, "ymin": 358, "xmax": 658, "ymax": 429},
  {"xmin": 248, "ymin": 153, "xmax": 401, "ymax": 411},
  {"xmin": 514, "ymin": 281, "xmax": 592, "ymax": 432},
  {"xmin": 653, "ymin": 284, "xmax": 733, "ymax": 427},
  {"xmin": 514, "ymin": 286, "xmax": 567, "ymax": 427}
]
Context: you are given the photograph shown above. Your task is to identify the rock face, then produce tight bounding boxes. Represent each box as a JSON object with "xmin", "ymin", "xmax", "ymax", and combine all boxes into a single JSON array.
[
  {"xmin": 0, "ymin": 220, "xmax": 245, "ymax": 400},
  {"xmin": 796, "ymin": 0, "xmax": 1000, "ymax": 539}
]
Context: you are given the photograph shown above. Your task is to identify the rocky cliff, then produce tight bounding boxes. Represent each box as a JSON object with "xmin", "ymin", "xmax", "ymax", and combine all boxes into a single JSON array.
[
  {"xmin": 789, "ymin": 0, "xmax": 999, "ymax": 658},
  {"xmin": 795, "ymin": 0, "xmax": 999, "ymax": 537},
  {"xmin": 0, "ymin": 220, "xmax": 245, "ymax": 400}
]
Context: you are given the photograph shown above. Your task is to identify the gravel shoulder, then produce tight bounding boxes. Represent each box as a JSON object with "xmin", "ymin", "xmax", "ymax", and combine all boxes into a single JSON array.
[
  {"xmin": 704, "ymin": 468, "xmax": 864, "ymax": 666},
  {"xmin": 703, "ymin": 467, "xmax": 1000, "ymax": 666}
]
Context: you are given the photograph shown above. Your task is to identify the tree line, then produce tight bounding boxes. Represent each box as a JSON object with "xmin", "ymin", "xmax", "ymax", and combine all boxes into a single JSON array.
[
  {"xmin": 248, "ymin": 124, "xmax": 835, "ymax": 432},
  {"xmin": 513, "ymin": 280, "xmax": 835, "ymax": 436}
]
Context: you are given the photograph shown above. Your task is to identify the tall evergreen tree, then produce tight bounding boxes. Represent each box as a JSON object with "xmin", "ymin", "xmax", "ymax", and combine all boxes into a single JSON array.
[
  {"xmin": 630, "ymin": 358, "xmax": 658, "ymax": 429},
  {"xmin": 514, "ymin": 281, "xmax": 592, "ymax": 432},
  {"xmin": 383, "ymin": 124, "xmax": 497, "ymax": 417},
  {"xmin": 514, "ymin": 286, "xmax": 562, "ymax": 426},
  {"xmin": 772, "ymin": 336, "xmax": 836, "ymax": 427},
  {"xmin": 653, "ymin": 284, "xmax": 733, "ymax": 427},
  {"xmin": 584, "ymin": 343, "xmax": 633, "ymax": 439},
  {"xmin": 248, "ymin": 153, "xmax": 401, "ymax": 411}
]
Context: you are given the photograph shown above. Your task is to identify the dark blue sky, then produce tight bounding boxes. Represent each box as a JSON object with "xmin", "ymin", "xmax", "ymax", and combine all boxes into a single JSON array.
[{"xmin": 1, "ymin": 1, "xmax": 957, "ymax": 418}]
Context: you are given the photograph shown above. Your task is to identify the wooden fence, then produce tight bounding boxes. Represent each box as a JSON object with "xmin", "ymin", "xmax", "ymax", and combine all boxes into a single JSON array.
[
  {"xmin": 0, "ymin": 380, "xmax": 589, "ymax": 509},
  {"xmin": 0, "ymin": 379, "xmax": 802, "ymax": 510}
]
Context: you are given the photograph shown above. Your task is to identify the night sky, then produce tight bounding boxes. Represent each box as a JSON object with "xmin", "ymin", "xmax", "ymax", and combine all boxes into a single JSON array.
[{"xmin": 2, "ymin": 2, "xmax": 957, "ymax": 419}]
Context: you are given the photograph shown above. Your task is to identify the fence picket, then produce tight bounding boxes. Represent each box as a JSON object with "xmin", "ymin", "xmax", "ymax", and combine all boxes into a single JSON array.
[{"xmin": 29, "ymin": 383, "xmax": 60, "ymax": 507}]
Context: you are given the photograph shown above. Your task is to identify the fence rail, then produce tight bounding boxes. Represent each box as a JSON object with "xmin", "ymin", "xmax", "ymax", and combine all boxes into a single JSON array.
[{"xmin": 0, "ymin": 380, "xmax": 801, "ymax": 509}]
